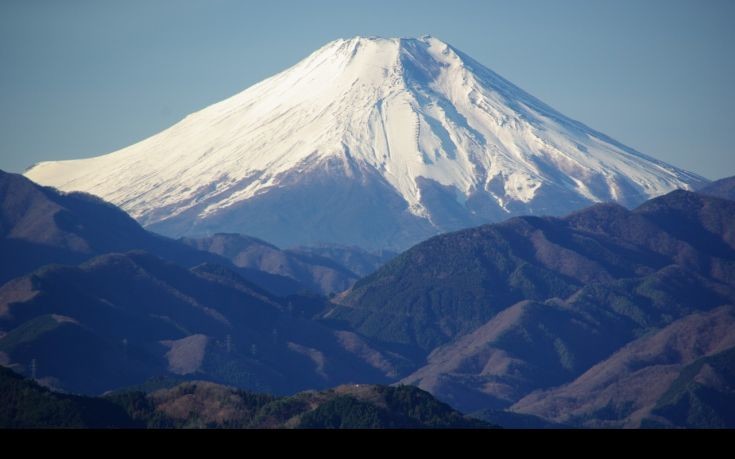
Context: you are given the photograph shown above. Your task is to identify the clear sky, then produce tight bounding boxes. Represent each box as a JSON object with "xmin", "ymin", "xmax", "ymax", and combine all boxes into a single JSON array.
[{"xmin": 1, "ymin": 0, "xmax": 733, "ymax": 179}]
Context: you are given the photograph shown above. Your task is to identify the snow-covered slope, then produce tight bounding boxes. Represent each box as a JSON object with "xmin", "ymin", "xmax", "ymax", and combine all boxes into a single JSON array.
[{"xmin": 26, "ymin": 36, "xmax": 707, "ymax": 250}]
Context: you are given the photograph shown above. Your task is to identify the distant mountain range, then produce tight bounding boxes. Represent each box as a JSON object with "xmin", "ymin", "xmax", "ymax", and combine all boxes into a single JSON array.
[
  {"xmin": 0, "ymin": 250, "xmax": 408, "ymax": 395},
  {"xmin": 2, "ymin": 169, "xmax": 734, "ymax": 428},
  {"xmin": 0, "ymin": 170, "xmax": 387, "ymax": 296},
  {"xmin": 699, "ymin": 175, "xmax": 735, "ymax": 201},
  {"xmin": 24, "ymin": 36, "xmax": 705, "ymax": 251},
  {"xmin": 180, "ymin": 233, "xmax": 395, "ymax": 295}
]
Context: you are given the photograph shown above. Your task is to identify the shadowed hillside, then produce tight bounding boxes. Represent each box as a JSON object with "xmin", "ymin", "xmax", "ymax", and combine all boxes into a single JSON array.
[
  {"xmin": 324, "ymin": 191, "xmax": 735, "ymax": 425},
  {"xmin": 0, "ymin": 366, "xmax": 491, "ymax": 429}
]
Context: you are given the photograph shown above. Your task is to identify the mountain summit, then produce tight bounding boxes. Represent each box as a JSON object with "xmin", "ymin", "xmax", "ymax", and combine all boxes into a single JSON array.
[{"xmin": 25, "ymin": 36, "xmax": 706, "ymax": 249}]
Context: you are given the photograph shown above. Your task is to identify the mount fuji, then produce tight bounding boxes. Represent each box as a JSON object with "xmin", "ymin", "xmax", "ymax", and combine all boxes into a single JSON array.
[{"xmin": 25, "ymin": 36, "xmax": 706, "ymax": 250}]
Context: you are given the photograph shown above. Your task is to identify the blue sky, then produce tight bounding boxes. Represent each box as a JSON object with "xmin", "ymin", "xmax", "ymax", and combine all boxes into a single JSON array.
[{"xmin": 1, "ymin": 0, "xmax": 733, "ymax": 179}]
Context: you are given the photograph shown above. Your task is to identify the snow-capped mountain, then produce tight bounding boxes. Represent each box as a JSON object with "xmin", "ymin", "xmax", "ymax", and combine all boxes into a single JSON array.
[{"xmin": 25, "ymin": 36, "xmax": 707, "ymax": 250}]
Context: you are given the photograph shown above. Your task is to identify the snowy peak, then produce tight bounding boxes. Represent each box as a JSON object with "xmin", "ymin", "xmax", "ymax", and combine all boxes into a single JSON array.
[{"xmin": 25, "ymin": 36, "xmax": 707, "ymax": 250}]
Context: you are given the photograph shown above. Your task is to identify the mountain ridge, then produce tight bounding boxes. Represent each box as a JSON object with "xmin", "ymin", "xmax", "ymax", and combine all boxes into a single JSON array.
[
  {"xmin": 180, "ymin": 233, "xmax": 360, "ymax": 295},
  {"xmin": 0, "ymin": 249, "xmax": 405, "ymax": 395},
  {"xmin": 698, "ymin": 175, "xmax": 735, "ymax": 201},
  {"xmin": 0, "ymin": 169, "xmax": 374, "ymax": 295},
  {"xmin": 0, "ymin": 366, "xmax": 490, "ymax": 429},
  {"xmin": 324, "ymin": 189, "xmax": 735, "ymax": 423}
]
